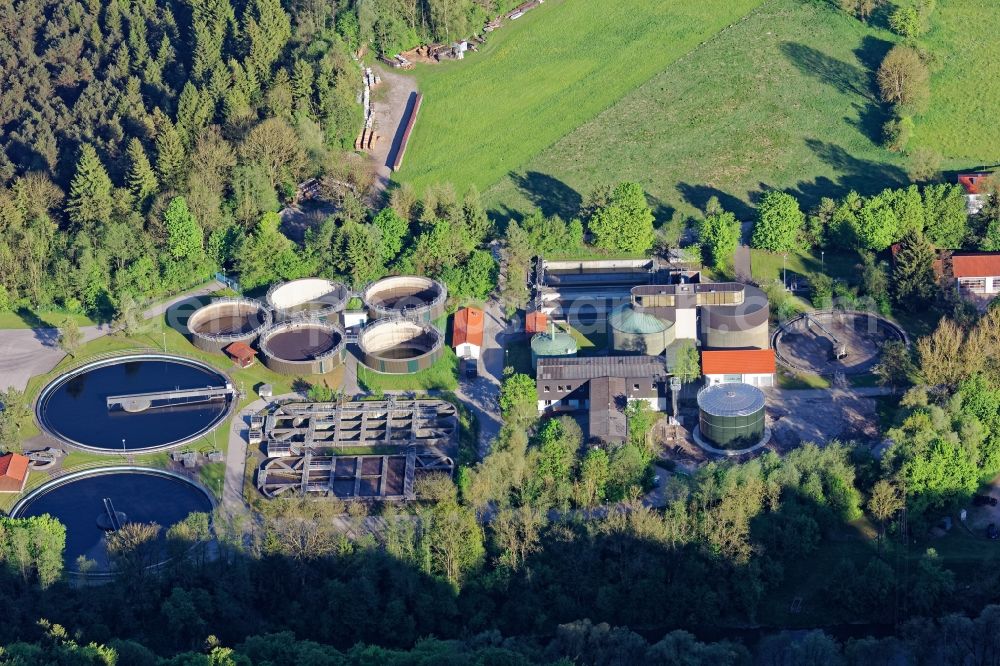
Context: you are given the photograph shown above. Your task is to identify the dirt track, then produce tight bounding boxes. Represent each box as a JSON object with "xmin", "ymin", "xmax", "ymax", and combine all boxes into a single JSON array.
[{"xmin": 369, "ymin": 66, "xmax": 419, "ymax": 195}]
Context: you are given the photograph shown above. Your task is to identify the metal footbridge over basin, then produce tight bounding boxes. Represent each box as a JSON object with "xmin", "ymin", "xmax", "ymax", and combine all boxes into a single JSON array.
[{"xmin": 106, "ymin": 384, "xmax": 235, "ymax": 413}]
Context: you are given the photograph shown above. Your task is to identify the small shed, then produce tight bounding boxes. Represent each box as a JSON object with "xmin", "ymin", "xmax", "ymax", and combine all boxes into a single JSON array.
[
  {"xmin": 0, "ymin": 453, "xmax": 29, "ymax": 493},
  {"xmin": 453, "ymin": 307, "xmax": 485, "ymax": 360},
  {"xmin": 526, "ymin": 310, "xmax": 548, "ymax": 334},
  {"xmin": 226, "ymin": 341, "xmax": 257, "ymax": 368}
]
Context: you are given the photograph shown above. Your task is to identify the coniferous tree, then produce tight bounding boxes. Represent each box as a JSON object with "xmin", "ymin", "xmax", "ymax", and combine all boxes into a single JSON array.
[
  {"xmin": 892, "ymin": 230, "xmax": 936, "ymax": 310},
  {"xmin": 66, "ymin": 144, "xmax": 113, "ymax": 230},
  {"xmin": 126, "ymin": 138, "xmax": 158, "ymax": 206},
  {"xmin": 155, "ymin": 117, "xmax": 189, "ymax": 192}
]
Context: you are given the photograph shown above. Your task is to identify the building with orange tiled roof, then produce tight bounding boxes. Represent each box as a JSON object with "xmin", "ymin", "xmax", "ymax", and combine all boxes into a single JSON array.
[
  {"xmin": 0, "ymin": 453, "xmax": 29, "ymax": 493},
  {"xmin": 453, "ymin": 307, "xmax": 484, "ymax": 359},
  {"xmin": 701, "ymin": 349, "xmax": 775, "ymax": 388}
]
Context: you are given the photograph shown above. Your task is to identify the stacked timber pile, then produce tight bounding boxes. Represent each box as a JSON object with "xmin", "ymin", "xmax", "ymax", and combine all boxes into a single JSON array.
[{"xmin": 354, "ymin": 67, "xmax": 382, "ymax": 152}]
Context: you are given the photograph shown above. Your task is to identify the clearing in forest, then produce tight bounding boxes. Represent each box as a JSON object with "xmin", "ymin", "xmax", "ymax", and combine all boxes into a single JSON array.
[{"xmin": 394, "ymin": 0, "xmax": 764, "ymax": 194}]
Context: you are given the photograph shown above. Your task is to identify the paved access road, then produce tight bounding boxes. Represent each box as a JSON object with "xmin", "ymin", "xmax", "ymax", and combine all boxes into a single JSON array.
[
  {"xmin": 454, "ymin": 301, "xmax": 507, "ymax": 458},
  {"xmin": 0, "ymin": 282, "xmax": 223, "ymax": 392}
]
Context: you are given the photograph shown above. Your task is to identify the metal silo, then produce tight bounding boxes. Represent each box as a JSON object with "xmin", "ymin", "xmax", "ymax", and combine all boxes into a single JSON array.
[
  {"xmin": 697, "ymin": 383, "xmax": 766, "ymax": 449},
  {"xmin": 608, "ymin": 304, "xmax": 674, "ymax": 355}
]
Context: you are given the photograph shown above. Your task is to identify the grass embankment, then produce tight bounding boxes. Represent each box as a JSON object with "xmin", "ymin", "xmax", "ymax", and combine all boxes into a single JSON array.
[
  {"xmin": 912, "ymin": 0, "xmax": 1000, "ymax": 163},
  {"xmin": 399, "ymin": 0, "xmax": 763, "ymax": 195},
  {"xmin": 488, "ymin": 0, "xmax": 908, "ymax": 221},
  {"xmin": 357, "ymin": 347, "xmax": 459, "ymax": 392}
]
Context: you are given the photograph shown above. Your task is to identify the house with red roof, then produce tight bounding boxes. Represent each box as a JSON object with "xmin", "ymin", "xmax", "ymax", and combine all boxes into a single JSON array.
[
  {"xmin": 0, "ymin": 453, "xmax": 29, "ymax": 493},
  {"xmin": 950, "ymin": 252, "xmax": 1000, "ymax": 296},
  {"xmin": 453, "ymin": 307, "xmax": 485, "ymax": 360},
  {"xmin": 701, "ymin": 349, "xmax": 776, "ymax": 388},
  {"xmin": 958, "ymin": 172, "xmax": 993, "ymax": 215}
]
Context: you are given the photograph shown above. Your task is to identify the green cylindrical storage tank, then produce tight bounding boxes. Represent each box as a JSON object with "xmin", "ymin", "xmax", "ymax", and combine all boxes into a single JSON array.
[
  {"xmin": 530, "ymin": 330, "xmax": 577, "ymax": 369},
  {"xmin": 608, "ymin": 305, "xmax": 674, "ymax": 355},
  {"xmin": 697, "ymin": 383, "xmax": 766, "ymax": 450}
]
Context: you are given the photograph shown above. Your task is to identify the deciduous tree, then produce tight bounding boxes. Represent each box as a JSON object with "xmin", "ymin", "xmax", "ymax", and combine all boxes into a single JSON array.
[{"xmin": 751, "ymin": 191, "xmax": 803, "ymax": 253}]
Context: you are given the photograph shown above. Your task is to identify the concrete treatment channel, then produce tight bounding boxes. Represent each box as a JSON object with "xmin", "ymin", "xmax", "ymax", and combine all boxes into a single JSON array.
[
  {"xmin": 266, "ymin": 278, "xmax": 349, "ymax": 321},
  {"xmin": 358, "ymin": 319, "xmax": 444, "ymax": 374},
  {"xmin": 186, "ymin": 298, "xmax": 272, "ymax": 353},
  {"xmin": 363, "ymin": 275, "xmax": 447, "ymax": 323},
  {"xmin": 259, "ymin": 321, "xmax": 347, "ymax": 375}
]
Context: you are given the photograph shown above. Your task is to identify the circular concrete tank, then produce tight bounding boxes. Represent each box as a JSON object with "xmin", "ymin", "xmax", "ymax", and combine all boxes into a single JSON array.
[
  {"xmin": 186, "ymin": 298, "xmax": 272, "ymax": 352},
  {"xmin": 701, "ymin": 284, "xmax": 770, "ymax": 350},
  {"xmin": 530, "ymin": 330, "xmax": 578, "ymax": 369},
  {"xmin": 609, "ymin": 304, "xmax": 675, "ymax": 355},
  {"xmin": 363, "ymin": 276, "xmax": 447, "ymax": 323},
  {"xmin": 359, "ymin": 320, "xmax": 444, "ymax": 374},
  {"xmin": 266, "ymin": 278, "xmax": 349, "ymax": 321},
  {"xmin": 259, "ymin": 321, "xmax": 346, "ymax": 375},
  {"xmin": 697, "ymin": 383, "xmax": 766, "ymax": 450}
]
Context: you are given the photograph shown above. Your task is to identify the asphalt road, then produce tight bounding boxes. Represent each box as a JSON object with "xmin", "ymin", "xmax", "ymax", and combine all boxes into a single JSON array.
[{"xmin": 0, "ymin": 281, "xmax": 223, "ymax": 392}]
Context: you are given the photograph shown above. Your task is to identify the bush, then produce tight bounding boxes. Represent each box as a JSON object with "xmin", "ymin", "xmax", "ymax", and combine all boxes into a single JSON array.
[{"xmin": 882, "ymin": 115, "xmax": 914, "ymax": 153}]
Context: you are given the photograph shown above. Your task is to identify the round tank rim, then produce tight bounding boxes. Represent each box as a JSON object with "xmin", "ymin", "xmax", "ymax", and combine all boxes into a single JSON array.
[
  {"xmin": 9, "ymin": 466, "xmax": 216, "ymax": 577},
  {"xmin": 258, "ymin": 321, "xmax": 346, "ymax": 363},
  {"xmin": 34, "ymin": 353, "xmax": 236, "ymax": 454},
  {"xmin": 358, "ymin": 319, "xmax": 444, "ymax": 363},
  {"xmin": 697, "ymin": 382, "xmax": 766, "ymax": 417},
  {"xmin": 187, "ymin": 297, "xmax": 272, "ymax": 342}
]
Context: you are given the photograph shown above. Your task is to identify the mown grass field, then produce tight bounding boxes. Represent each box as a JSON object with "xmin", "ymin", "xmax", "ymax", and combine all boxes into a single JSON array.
[
  {"xmin": 397, "ymin": 0, "xmax": 764, "ymax": 194},
  {"xmin": 912, "ymin": 0, "xmax": 1000, "ymax": 161},
  {"xmin": 486, "ymin": 0, "xmax": 912, "ymax": 221}
]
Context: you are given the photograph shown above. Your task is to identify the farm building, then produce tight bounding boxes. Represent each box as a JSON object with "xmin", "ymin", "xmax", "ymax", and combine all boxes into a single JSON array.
[
  {"xmin": 958, "ymin": 173, "xmax": 993, "ymax": 215},
  {"xmin": 0, "ymin": 453, "xmax": 29, "ymax": 493},
  {"xmin": 702, "ymin": 349, "xmax": 776, "ymax": 387},
  {"xmin": 453, "ymin": 307, "xmax": 484, "ymax": 360}
]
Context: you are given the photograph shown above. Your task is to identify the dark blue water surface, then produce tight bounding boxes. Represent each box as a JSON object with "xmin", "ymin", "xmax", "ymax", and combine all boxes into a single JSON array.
[
  {"xmin": 40, "ymin": 358, "xmax": 229, "ymax": 450},
  {"xmin": 16, "ymin": 471, "xmax": 212, "ymax": 568}
]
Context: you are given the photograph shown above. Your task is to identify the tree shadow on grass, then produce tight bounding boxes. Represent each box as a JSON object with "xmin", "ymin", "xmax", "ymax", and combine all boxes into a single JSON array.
[
  {"xmin": 794, "ymin": 140, "xmax": 907, "ymax": 204},
  {"xmin": 676, "ymin": 183, "xmax": 754, "ymax": 221},
  {"xmin": 509, "ymin": 171, "xmax": 583, "ymax": 221},
  {"xmin": 780, "ymin": 42, "xmax": 872, "ymax": 100}
]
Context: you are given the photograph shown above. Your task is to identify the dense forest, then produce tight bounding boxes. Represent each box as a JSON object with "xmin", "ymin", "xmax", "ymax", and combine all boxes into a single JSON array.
[{"xmin": 0, "ymin": 0, "xmax": 516, "ymax": 321}]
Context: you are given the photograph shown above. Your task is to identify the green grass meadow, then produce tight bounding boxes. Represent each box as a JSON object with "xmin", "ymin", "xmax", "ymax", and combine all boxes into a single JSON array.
[
  {"xmin": 398, "ymin": 0, "xmax": 764, "ymax": 194},
  {"xmin": 913, "ymin": 0, "xmax": 1000, "ymax": 161},
  {"xmin": 486, "ymin": 0, "xmax": 910, "ymax": 221}
]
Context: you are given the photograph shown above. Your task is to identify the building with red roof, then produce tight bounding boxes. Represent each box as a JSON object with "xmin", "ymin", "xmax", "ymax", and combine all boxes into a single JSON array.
[
  {"xmin": 225, "ymin": 341, "xmax": 257, "ymax": 368},
  {"xmin": 958, "ymin": 173, "xmax": 993, "ymax": 215},
  {"xmin": 0, "ymin": 453, "xmax": 30, "ymax": 493},
  {"xmin": 525, "ymin": 310, "xmax": 548, "ymax": 334},
  {"xmin": 950, "ymin": 252, "xmax": 1000, "ymax": 296},
  {"xmin": 701, "ymin": 349, "xmax": 775, "ymax": 388},
  {"xmin": 453, "ymin": 307, "xmax": 484, "ymax": 360}
]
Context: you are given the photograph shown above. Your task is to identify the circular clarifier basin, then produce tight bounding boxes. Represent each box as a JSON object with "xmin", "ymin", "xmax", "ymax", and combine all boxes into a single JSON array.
[
  {"xmin": 186, "ymin": 298, "xmax": 271, "ymax": 352},
  {"xmin": 363, "ymin": 275, "xmax": 447, "ymax": 322},
  {"xmin": 259, "ymin": 321, "xmax": 345, "ymax": 375},
  {"xmin": 11, "ymin": 468, "xmax": 213, "ymax": 572},
  {"xmin": 36, "ymin": 354, "xmax": 233, "ymax": 452}
]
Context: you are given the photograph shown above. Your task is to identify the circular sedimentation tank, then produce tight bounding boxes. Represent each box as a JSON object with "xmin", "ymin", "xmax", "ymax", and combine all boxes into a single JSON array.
[
  {"xmin": 35, "ymin": 354, "xmax": 234, "ymax": 453},
  {"xmin": 772, "ymin": 310, "xmax": 908, "ymax": 376},
  {"xmin": 609, "ymin": 304, "xmax": 675, "ymax": 355},
  {"xmin": 266, "ymin": 278, "xmax": 349, "ymax": 321},
  {"xmin": 363, "ymin": 275, "xmax": 447, "ymax": 323},
  {"xmin": 359, "ymin": 320, "xmax": 444, "ymax": 374},
  {"xmin": 11, "ymin": 468, "xmax": 213, "ymax": 574},
  {"xmin": 259, "ymin": 321, "xmax": 346, "ymax": 375},
  {"xmin": 697, "ymin": 383, "xmax": 766, "ymax": 450},
  {"xmin": 701, "ymin": 284, "xmax": 771, "ymax": 350},
  {"xmin": 530, "ymin": 330, "xmax": 578, "ymax": 369},
  {"xmin": 186, "ymin": 298, "xmax": 271, "ymax": 352}
]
